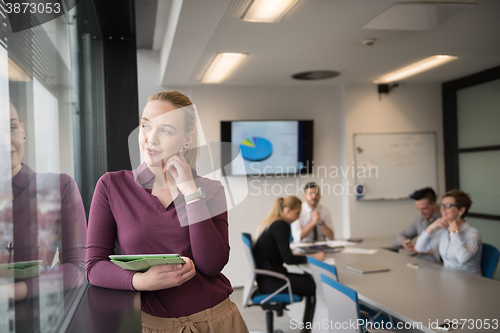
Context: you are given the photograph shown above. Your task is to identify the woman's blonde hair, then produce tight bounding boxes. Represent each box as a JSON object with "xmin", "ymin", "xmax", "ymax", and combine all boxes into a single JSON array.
[
  {"xmin": 147, "ymin": 91, "xmax": 199, "ymax": 169},
  {"xmin": 254, "ymin": 196, "xmax": 302, "ymax": 241}
]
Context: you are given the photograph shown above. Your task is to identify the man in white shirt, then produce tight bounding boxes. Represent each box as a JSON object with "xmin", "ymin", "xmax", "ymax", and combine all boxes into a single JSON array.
[{"xmin": 291, "ymin": 182, "xmax": 334, "ymax": 243}]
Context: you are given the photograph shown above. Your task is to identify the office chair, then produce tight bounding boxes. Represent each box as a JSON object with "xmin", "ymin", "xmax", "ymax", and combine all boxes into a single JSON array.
[
  {"xmin": 242, "ymin": 233, "xmax": 303, "ymax": 333},
  {"xmin": 481, "ymin": 243, "xmax": 500, "ymax": 279},
  {"xmin": 306, "ymin": 255, "xmax": 338, "ymax": 332},
  {"xmin": 320, "ymin": 274, "xmax": 393, "ymax": 333},
  {"xmin": 307, "ymin": 256, "xmax": 391, "ymax": 332},
  {"xmin": 307, "ymin": 255, "xmax": 338, "ymax": 282}
]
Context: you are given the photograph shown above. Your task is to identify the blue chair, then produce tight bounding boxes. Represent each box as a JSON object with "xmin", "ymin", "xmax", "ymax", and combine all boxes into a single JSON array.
[
  {"xmin": 307, "ymin": 257, "xmax": 390, "ymax": 332},
  {"xmin": 320, "ymin": 274, "xmax": 393, "ymax": 333},
  {"xmin": 242, "ymin": 233, "xmax": 303, "ymax": 333},
  {"xmin": 481, "ymin": 243, "xmax": 500, "ymax": 279},
  {"xmin": 307, "ymin": 255, "xmax": 338, "ymax": 282},
  {"xmin": 306, "ymin": 255, "xmax": 337, "ymax": 332}
]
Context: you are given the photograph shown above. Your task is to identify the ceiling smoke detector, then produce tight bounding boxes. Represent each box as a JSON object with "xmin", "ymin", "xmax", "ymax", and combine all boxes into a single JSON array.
[
  {"xmin": 362, "ymin": 38, "xmax": 377, "ymax": 46},
  {"xmin": 291, "ymin": 70, "xmax": 341, "ymax": 80}
]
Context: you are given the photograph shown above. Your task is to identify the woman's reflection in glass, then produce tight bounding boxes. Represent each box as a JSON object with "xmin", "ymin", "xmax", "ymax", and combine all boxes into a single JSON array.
[{"xmin": 1, "ymin": 101, "xmax": 87, "ymax": 331}]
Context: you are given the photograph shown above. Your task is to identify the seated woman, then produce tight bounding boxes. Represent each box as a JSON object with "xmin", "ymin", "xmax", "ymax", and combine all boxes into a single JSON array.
[
  {"xmin": 253, "ymin": 196, "xmax": 324, "ymax": 333},
  {"xmin": 415, "ymin": 189, "xmax": 482, "ymax": 275}
]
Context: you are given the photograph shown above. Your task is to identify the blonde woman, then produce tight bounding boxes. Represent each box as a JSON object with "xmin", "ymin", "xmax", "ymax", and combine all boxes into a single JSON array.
[
  {"xmin": 6, "ymin": 101, "xmax": 86, "ymax": 301},
  {"xmin": 253, "ymin": 196, "xmax": 325, "ymax": 333},
  {"xmin": 86, "ymin": 91, "xmax": 248, "ymax": 332}
]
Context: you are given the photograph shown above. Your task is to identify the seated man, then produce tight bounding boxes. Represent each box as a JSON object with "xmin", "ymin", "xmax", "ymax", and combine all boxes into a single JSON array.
[
  {"xmin": 292, "ymin": 182, "xmax": 334, "ymax": 243},
  {"xmin": 393, "ymin": 187, "xmax": 441, "ymax": 262}
]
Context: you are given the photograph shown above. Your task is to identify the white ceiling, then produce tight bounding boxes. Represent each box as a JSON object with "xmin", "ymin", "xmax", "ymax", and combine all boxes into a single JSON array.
[{"xmin": 152, "ymin": 0, "xmax": 500, "ymax": 86}]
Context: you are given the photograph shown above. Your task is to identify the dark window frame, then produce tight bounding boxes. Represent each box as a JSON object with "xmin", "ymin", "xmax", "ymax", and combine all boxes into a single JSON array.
[{"xmin": 442, "ymin": 65, "xmax": 500, "ymax": 221}]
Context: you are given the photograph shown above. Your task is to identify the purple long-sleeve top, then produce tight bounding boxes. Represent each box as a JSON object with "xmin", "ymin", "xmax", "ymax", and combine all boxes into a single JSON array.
[{"xmin": 86, "ymin": 162, "xmax": 233, "ymax": 318}]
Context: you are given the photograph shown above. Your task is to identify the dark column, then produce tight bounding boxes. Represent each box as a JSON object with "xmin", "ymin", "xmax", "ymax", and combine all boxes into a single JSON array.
[{"xmin": 94, "ymin": 0, "xmax": 139, "ymax": 171}]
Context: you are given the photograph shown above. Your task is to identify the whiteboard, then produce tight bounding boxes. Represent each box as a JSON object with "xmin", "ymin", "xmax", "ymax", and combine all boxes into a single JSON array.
[{"xmin": 353, "ymin": 132, "xmax": 438, "ymax": 201}]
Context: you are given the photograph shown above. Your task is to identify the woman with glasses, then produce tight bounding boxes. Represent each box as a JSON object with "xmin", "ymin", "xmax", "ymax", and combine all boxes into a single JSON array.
[{"xmin": 415, "ymin": 189, "xmax": 482, "ymax": 274}]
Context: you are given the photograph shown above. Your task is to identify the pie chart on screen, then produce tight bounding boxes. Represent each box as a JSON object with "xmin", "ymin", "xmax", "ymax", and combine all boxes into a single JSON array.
[{"xmin": 240, "ymin": 136, "xmax": 273, "ymax": 161}]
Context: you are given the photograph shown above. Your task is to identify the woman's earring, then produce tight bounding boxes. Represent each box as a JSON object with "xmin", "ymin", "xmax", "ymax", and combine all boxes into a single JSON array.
[{"xmin": 24, "ymin": 137, "xmax": 26, "ymax": 141}]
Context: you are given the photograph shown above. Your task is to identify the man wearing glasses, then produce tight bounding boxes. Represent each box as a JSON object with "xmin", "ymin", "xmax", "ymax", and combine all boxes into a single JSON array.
[
  {"xmin": 393, "ymin": 187, "xmax": 442, "ymax": 262},
  {"xmin": 291, "ymin": 182, "xmax": 334, "ymax": 243}
]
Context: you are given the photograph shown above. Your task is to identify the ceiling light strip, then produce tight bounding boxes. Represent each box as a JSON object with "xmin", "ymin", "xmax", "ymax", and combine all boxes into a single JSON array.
[
  {"xmin": 242, "ymin": 0, "xmax": 300, "ymax": 23},
  {"xmin": 201, "ymin": 53, "xmax": 248, "ymax": 84},
  {"xmin": 373, "ymin": 55, "xmax": 459, "ymax": 84}
]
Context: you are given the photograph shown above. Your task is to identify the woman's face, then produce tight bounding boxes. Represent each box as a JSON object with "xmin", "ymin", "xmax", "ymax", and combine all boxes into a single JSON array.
[
  {"xmin": 283, "ymin": 206, "xmax": 301, "ymax": 223},
  {"xmin": 440, "ymin": 196, "xmax": 462, "ymax": 222},
  {"xmin": 10, "ymin": 103, "xmax": 25, "ymax": 174},
  {"xmin": 139, "ymin": 100, "xmax": 193, "ymax": 167}
]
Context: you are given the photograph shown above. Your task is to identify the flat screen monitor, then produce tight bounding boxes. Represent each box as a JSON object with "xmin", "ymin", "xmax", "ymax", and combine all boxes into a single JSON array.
[{"xmin": 221, "ymin": 120, "xmax": 313, "ymax": 176}]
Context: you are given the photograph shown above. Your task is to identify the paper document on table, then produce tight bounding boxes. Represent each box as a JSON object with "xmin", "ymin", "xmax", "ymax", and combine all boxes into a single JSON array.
[
  {"xmin": 327, "ymin": 240, "xmax": 356, "ymax": 247},
  {"xmin": 290, "ymin": 242, "xmax": 310, "ymax": 250},
  {"xmin": 342, "ymin": 248, "xmax": 378, "ymax": 255},
  {"xmin": 323, "ymin": 257, "xmax": 336, "ymax": 266},
  {"xmin": 340, "ymin": 262, "xmax": 389, "ymax": 274},
  {"xmin": 290, "ymin": 240, "xmax": 354, "ymax": 250}
]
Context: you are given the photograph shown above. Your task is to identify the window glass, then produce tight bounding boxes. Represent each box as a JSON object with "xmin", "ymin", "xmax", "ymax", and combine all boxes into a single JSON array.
[
  {"xmin": 457, "ymin": 78, "xmax": 500, "ymax": 149},
  {"xmin": 459, "ymin": 150, "xmax": 500, "ymax": 216},
  {"xmin": 0, "ymin": 42, "xmax": 15, "ymax": 333},
  {"xmin": 0, "ymin": 2, "xmax": 105, "ymax": 332}
]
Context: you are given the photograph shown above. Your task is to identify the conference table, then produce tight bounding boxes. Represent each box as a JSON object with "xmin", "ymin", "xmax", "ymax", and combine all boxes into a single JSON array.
[{"xmin": 297, "ymin": 237, "xmax": 500, "ymax": 333}]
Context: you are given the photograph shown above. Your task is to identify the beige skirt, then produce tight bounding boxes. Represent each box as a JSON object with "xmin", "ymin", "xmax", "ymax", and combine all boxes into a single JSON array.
[{"xmin": 141, "ymin": 297, "xmax": 249, "ymax": 333}]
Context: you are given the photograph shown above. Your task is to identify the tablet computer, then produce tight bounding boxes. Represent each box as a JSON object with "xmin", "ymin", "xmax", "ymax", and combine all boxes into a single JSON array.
[
  {"xmin": 109, "ymin": 254, "xmax": 185, "ymax": 272},
  {"xmin": 0, "ymin": 260, "xmax": 42, "ymax": 279}
]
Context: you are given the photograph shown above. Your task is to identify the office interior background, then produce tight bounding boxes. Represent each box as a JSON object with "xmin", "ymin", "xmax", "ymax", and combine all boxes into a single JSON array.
[
  {"xmin": 135, "ymin": 0, "xmax": 500, "ymax": 285},
  {"xmin": 1, "ymin": 0, "xmax": 499, "ymax": 332}
]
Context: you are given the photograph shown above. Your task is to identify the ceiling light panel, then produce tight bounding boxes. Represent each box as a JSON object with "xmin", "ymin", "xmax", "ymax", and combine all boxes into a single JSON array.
[
  {"xmin": 373, "ymin": 55, "xmax": 459, "ymax": 84},
  {"xmin": 201, "ymin": 53, "xmax": 248, "ymax": 84},
  {"xmin": 242, "ymin": 0, "xmax": 300, "ymax": 23}
]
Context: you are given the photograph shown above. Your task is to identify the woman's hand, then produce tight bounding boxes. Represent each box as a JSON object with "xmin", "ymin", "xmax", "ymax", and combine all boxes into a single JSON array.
[
  {"xmin": 425, "ymin": 218, "xmax": 448, "ymax": 234},
  {"xmin": 164, "ymin": 154, "xmax": 197, "ymax": 196},
  {"xmin": 448, "ymin": 221, "xmax": 460, "ymax": 233},
  {"xmin": 132, "ymin": 257, "xmax": 196, "ymax": 291},
  {"xmin": 14, "ymin": 281, "xmax": 28, "ymax": 301},
  {"xmin": 310, "ymin": 251, "xmax": 326, "ymax": 261}
]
